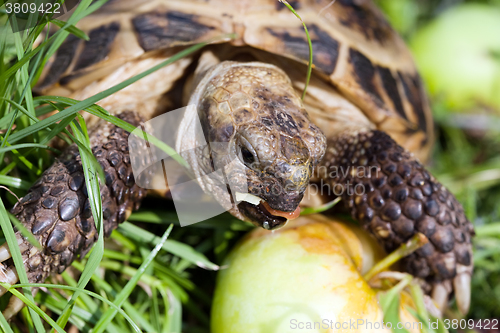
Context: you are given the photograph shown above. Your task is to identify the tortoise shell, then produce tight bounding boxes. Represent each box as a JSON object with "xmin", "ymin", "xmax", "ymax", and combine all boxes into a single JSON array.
[{"xmin": 37, "ymin": 0, "xmax": 433, "ymax": 161}]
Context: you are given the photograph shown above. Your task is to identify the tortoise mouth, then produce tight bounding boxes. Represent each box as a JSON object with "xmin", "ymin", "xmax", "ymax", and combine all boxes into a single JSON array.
[{"xmin": 238, "ymin": 201, "xmax": 291, "ymax": 230}]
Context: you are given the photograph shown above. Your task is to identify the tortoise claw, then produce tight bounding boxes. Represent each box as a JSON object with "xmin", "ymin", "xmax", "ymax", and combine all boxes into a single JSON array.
[
  {"xmin": 0, "ymin": 266, "xmax": 19, "ymax": 297},
  {"xmin": 3, "ymin": 295, "xmax": 25, "ymax": 320},
  {"xmin": 454, "ymin": 264, "xmax": 472, "ymax": 315},
  {"xmin": 431, "ymin": 280, "xmax": 452, "ymax": 314},
  {"xmin": 423, "ymin": 294, "xmax": 443, "ymax": 318},
  {"xmin": 0, "ymin": 243, "xmax": 12, "ymax": 262},
  {"xmin": 0, "ymin": 235, "xmax": 30, "ymax": 262}
]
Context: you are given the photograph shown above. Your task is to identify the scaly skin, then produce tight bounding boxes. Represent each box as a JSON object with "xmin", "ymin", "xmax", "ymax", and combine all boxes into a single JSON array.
[
  {"xmin": 5, "ymin": 112, "xmax": 148, "ymax": 284},
  {"xmin": 317, "ymin": 129, "xmax": 474, "ymax": 312}
]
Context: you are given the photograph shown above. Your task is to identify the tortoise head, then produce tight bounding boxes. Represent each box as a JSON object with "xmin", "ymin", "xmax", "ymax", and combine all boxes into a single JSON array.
[{"xmin": 187, "ymin": 61, "xmax": 326, "ymax": 230}]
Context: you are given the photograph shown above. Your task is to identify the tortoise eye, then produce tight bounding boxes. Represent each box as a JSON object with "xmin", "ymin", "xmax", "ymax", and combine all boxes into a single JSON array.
[{"xmin": 240, "ymin": 147, "xmax": 255, "ymax": 165}]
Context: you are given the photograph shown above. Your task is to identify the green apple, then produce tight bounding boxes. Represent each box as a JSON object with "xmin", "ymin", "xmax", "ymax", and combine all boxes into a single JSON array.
[
  {"xmin": 410, "ymin": 4, "xmax": 500, "ymax": 112},
  {"xmin": 211, "ymin": 215, "xmax": 420, "ymax": 333}
]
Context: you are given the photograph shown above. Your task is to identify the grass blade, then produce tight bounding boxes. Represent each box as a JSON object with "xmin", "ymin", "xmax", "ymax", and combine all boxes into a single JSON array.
[
  {"xmin": 300, "ymin": 197, "xmax": 341, "ymax": 215},
  {"xmin": 0, "ymin": 197, "xmax": 45, "ymax": 332},
  {"xmin": 0, "ymin": 311, "xmax": 15, "ymax": 333},
  {"xmin": 0, "ymin": 174, "xmax": 31, "ymax": 190},
  {"xmin": 279, "ymin": 0, "xmax": 313, "ymax": 100},
  {"xmin": 119, "ymin": 222, "xmax": 219, "ymax": 271},
  {"xmin": 8, "ymin": 212, "xmax": 41, "ymax": 249},
  {"xmin": 7, "ymin": 283, "xmax": 141, "ymax": 331},
  {"xmin": 8, "ymin": 35, "xmax": 235, "ymax": 145},
  {"xmin": 364, "ymin": 233, "xmax": 428, "ymax": 281},
  {"xmin": 377, "ymin": 275, "xmax": 412, "ymax": 333},
  {"xmin": 49, "ymin": 19, "xmax": 89, "ymax": 40},
  {"xmin": 93, "ymin": 224, "xmax": 173, "ymax": 333},
  {"xmin": 0, "ymin": 283, "xmax": 67, "ymax": 333},
  {"xmin": 53, "ymin": 114, "xmax": 105, "ymax": 331},
  {"xmin": 0, "ymin": 143, "xmax": 58, "ymax": 154},
  {"xmin": 34, "ymin": 95, "xmax": 189, "ymax": 169}
]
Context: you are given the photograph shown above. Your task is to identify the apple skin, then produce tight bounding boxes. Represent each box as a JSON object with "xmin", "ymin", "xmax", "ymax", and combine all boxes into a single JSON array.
[
  {"xmin": 410, "ymin": 4, "xmax": 500, "ymax": 112},
  {"xmin": 211, "ymin": 215, "xmax": 420, "ymax": 333}
]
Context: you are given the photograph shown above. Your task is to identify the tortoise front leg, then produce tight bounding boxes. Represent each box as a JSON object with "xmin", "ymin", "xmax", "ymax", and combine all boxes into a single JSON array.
[
  {"xmin": 318, "ymin": 129, "xmax": 474, "ymax": 314},
  {"xmin": 0, "ymin": 111, "xmax": 149, "ymax": 319}
]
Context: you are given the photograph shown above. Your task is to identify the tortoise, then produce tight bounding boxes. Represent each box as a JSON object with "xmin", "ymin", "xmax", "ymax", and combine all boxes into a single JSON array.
[{"xmin": 0, "ymin": 0, "xmax": 474, "ymax": 319}]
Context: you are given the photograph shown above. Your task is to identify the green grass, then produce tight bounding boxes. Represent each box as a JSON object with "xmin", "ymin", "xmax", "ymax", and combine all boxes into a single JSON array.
[
  {"xmin": 432, "ymin": 121, "xmax": 500, "ymax": 321},
  {"xmin": 377, "ymin": 0, "xmax": 500, "ymax": 323},
  {"xmin": 0, "ymin": 1, "xmax": 235, "ymax": 332},
  {"xmin": 0, "ymin": 0, "xmax": 499, "ymax": 332}
]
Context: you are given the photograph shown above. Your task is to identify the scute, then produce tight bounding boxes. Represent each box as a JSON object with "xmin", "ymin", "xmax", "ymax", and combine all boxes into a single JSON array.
[
  {"xmin": 37, "ymin": 0, "xmax": 234, "ymax": 96},
  {"xmin": 73, "ymin": 22, "xmax": 121, "ymax": 71},
  {"xmin": 243, "ymin": 0, "xmax": 433, "ymax": 160},
  {"xmin": 132, "ymin": 11, "xmax": 218, "ymax": 51},
  {"xmin": 335, "ymin": 0, "xmax": 394, "ymax": 44},
  {"xmin": 266, "ymin": 24, "xmax": 340, "ymax": 74},
  {"xmin": 377, "ymin": 65, "xmax": 407, "ymax": 121},
  {"xmin": 398, "ymin": 72, "xmax": 430, "ymax": 136},
  {"xmin": 349, "ymin": 48, "xmax": 383, "ymax": 107},
  {"xmin": 37, "ymin": 35, "xmax": 79, "ymax": 89}
]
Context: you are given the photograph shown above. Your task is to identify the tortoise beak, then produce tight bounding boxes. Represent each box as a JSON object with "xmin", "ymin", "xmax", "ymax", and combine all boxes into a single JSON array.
[
  {"xmin": 261, "ymin": 201, "xmax": 301, "ymax": 220},
  {"xmin": 237, "ymin": 188, "xmax": 304, "ymax": 230},
  {"xmin": 238, "ymin": 201, "xmax": 290, "ymax": 230}
]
